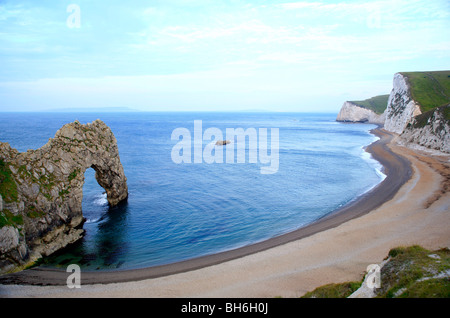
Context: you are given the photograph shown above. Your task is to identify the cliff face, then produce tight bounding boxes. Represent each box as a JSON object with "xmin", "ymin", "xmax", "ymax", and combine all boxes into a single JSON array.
[
  {"xmin": 336, "ymin": 101, "xmax": 385, "ymax": 124},
  {"xmin": 400, "ymin": 104, "xmax": 450, "ymax": 153},
  {"xmin": 384, "ymin": 73, "xmax": 422, "ymax": 134},
  {"xmin": 337, "ymin": 71, "xmax": 449, "ymax": 154},
  {"xmin": 384, "ymin": 72, "xmax": 449, "ymax": 153},
  {"xmin": 0, "ymin": 120, "xmax": 128, "ymax": 274}
]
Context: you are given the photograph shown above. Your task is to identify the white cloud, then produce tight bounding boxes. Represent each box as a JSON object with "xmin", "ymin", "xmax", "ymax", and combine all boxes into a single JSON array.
[
  {"xmin": 0, "ymin": 0, "xmax": 449, "ymax": 111},
  {"xmin": 278, "ymin": 1, "xmax": 382, "ymax": 17}
]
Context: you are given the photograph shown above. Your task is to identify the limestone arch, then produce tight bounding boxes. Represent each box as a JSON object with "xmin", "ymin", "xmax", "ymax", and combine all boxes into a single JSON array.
[{"xmin": 0, "ymin": 119, "xmax": 128, "ymax": 273}]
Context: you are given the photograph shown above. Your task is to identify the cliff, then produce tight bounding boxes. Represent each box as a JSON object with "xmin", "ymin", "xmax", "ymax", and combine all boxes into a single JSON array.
[
  {"xmin": 384, "ymin": 71, "xmax": 450, "ymax": 153},
  {"xmin": 337, "ymin": 71, "xmax": 450, "ymax": 154},
  {"xmin": 400, "ymin": 104, "xmax": 450, "ymax": 153},
  {"xmin": 384, "ymin": 73, "xmax": 423, "ymax": 134},
  {"xmin": 336, "ymin": 100, "xmax": 386, "ymax": 124},
  {"xmin": 0, "ymin": 119, "xmax": 128, "ymax": 274}
]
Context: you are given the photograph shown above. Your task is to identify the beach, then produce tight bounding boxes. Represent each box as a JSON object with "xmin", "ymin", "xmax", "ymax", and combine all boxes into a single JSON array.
[{"xmin": 0, "ymin": 128, "xmax": 449, "ymax": 297}]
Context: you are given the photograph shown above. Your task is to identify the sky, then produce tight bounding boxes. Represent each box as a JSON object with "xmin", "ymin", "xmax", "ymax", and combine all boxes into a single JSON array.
[{"xmin": 0, "ymin": 0, "xmax": 449, "ymax": 112}]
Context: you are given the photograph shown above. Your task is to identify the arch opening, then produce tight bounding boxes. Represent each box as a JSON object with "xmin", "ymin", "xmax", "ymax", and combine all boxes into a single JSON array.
[{"xmin": 81, "ymin": 167, "xmax": 109, "ymax": 224}]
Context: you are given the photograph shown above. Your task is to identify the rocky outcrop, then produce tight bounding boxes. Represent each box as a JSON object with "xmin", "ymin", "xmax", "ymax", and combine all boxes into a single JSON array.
[
  {"xmin": 215, "ymin": 140, "xmax": 231, "ymax": 146},
  {"xmin": 384, "ymin": 72, "xmax": 449, "ymax": 153},
  {"xmin": 0, "ymin": 120, "xmax": 128, "ymax": 274},
  {"xmin": 338, "ymin": 71, "xmax": 449, "ymax": 154},
  {"xmin": 384, "ymin": 73, "xmax": 422, "ymax": 134},
  {"xmin": 399, "ymin": 104, "xmax": 450, "ymax": 153},
  {"xmin": 336, "ymin": 101, "xmax": 385, "ymax": 124}
]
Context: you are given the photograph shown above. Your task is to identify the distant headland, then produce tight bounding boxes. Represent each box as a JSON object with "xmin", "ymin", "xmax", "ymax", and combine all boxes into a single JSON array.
[{"xmin": 337, "ymin": 71, "xmax": 450, "ymax": 154}]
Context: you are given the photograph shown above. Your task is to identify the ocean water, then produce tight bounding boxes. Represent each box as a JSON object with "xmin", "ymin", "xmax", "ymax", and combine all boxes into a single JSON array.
[{"xmin": 0, "ymin": 112, "xmax": 384, "ymax": 270}]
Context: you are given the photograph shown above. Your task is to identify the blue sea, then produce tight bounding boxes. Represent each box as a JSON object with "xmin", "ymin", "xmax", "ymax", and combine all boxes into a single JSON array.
[{"xmin": 0, "ymin": 112, "xmax": 384, "ymax": 270}]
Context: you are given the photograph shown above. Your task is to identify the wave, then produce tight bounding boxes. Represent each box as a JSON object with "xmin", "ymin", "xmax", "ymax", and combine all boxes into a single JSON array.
[
  {"xmin": 359, "ymin": 137, "xmax": 387, "ymax": 197},
  {"xmin": 93, "ymin": 193, "xmax": 108, "ymax": 206},
  {"xmin": 85, "ymin": 217, "xmax": 102, "ymax": 224}
]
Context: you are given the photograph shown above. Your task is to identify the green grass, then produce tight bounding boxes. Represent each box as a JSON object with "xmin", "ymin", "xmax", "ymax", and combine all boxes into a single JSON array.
[
  {"xmin": 378, "ymin": 245, "xmax": 450, "ymax": 298},
  {"xmin": 350, "ymin": 94, "xmax": 389, "ymax": 115},
  {"xmin": 300, "ymin": 245, "xmax": 450, "ymax": 298},
  {"xmin": 68, "ymin": 168, "xmax": 79, "ymax": 182},
  {"xmin": 397, "ymin": 278, "xmax": 450, "ymax": 298},
  {"xmin": 0, "ymin": 159, "xmax": 18, "ymax": 203},
  {"xmin": 26, "ymin": 204, "xmax": 45, "ymax": 219},
  {"xmin": 0, "ymin": 209, "xmax": 23, "ymax": 228},
  {"xmin": 350, "ymin": 95, "xmax": 389, "ymax": 115},
  {"xmin": 0, "ymin": 159, "xmax": 23, "ymax": 229},
  {"xmin": 400, "ymin": 71, "xmax": 450, "ymax": 113},
  {"xmin": 301, "ymin": 281, "xmax": 362, "ymax": 298}
]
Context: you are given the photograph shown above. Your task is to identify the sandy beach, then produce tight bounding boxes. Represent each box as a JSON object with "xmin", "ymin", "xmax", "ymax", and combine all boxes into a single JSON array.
[{"xmin": 0, "ymin": 128, "xmax": 449, "ymax": 297}]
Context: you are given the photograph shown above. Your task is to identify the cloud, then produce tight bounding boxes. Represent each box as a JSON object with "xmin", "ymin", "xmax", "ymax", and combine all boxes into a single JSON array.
[
  {"xmin": 0, "ymin": 0, "xmax": 448, "ymax": 111},
  {"xmin": 279, "ymin": 0, "xmax": 450, "ymax": 28}
]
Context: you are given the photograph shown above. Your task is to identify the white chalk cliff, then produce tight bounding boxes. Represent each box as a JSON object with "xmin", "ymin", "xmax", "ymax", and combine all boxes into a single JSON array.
[
  {"xmin": 337, "ymin": 72, "xmax": 449, "ymax": 154},
  {"xmin": 384, "ymin": 73, "xmax": 422, "ymax": 134},
  {"xmin": 336, "ymin": 101, "xmax": 385, "ymax": 124},
  {"xmin": 384, "ymin": 73, "xmax": 449, "ymax": 154},
  {"xmin": 399, "ymin": 104, "xmax": 450, "ymax": 153}
]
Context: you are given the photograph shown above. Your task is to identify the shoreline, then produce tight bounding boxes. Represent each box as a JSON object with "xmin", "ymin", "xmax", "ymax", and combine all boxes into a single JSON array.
[{"xmin": 0, "ymin": 127, "xmax": 413, "ymax": 286}]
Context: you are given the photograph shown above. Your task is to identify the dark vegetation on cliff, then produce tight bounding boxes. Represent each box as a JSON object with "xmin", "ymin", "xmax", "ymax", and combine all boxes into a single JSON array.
[
  {"xmin": 0, "ymin": 159, "xmax": 21, "ymax": 228},
  {"xmin": 408, "ymin": 104, "xmax": 450, "ymax": 129},
  {"xmin": 349, "ymin": 94, "xmax": 389, "ymax": 115},
  {"xmin": 0, "ymin": 159, "xmax": 18, "ymax": 204}
]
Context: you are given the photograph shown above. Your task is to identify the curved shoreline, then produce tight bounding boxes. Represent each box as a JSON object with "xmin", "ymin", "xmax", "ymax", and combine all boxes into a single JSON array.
[{"xmin": 0, "ymin": 128, "xmax": 412, "ymax": 286}]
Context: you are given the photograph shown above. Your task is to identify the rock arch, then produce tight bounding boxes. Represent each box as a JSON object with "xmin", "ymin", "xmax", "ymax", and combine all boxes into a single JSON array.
[{"xmin": 0, "ymin": 120, "xmax": 128, "ymax": 274}]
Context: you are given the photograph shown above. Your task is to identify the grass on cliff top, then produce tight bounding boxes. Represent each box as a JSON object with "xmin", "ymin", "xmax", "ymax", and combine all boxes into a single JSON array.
[
  {"xmin": 350, "ymin": 94, "xmax": 389, "ymax": 115},
  {"xmin": 301, "ymin": 281, "xmax": 362, "ymax": 298},
  {"xmin": 301, "ymin": 245, "xmax": 450, "ymax": 298},
  {"xmin": 400, "ymin": 71, "xmax": 450, "ymax": 113},
  {"xmin": 378, "ymin": 245, "xmax": 450, "ymax": 298}
]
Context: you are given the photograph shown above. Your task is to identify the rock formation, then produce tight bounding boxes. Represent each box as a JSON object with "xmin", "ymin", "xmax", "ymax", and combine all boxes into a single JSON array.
[
  {"xmin": 215, "ymin": 140, "xmax": 231, "ymax": 146},
  {"xmin": 384, "ymin": 73, "xmax": 422, "ymax": 134},
  {"xmin": 336, "ymin": 101, "xmax": 385, "ymax": 124},
  {"xmin": 384, "ymin": 72, "xmax": 449, "ymax": 153},
  {"xmin": 399, "ymin": 104, "xmax": 450, "ymax": 153},
  {"xmin": 0, "ymin": 119, "xmax": 128, "ymax": 274},
  {"xmin": 337, "ymin": 71, "xmax": 449, "ymax": 154}
]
